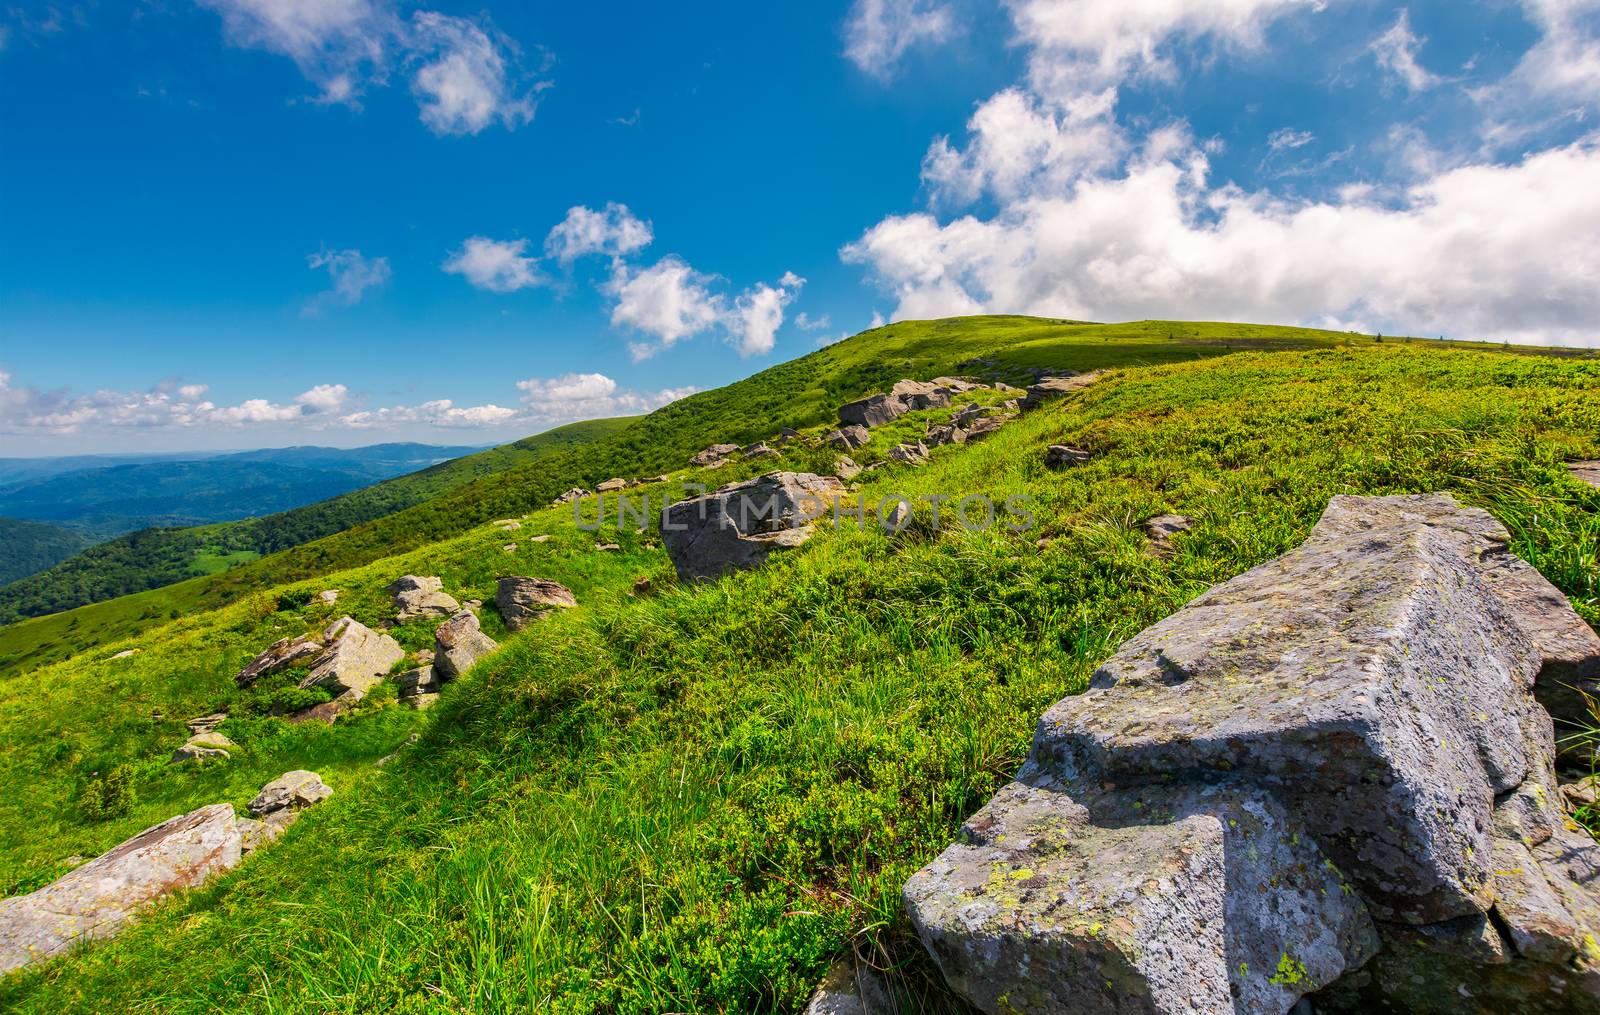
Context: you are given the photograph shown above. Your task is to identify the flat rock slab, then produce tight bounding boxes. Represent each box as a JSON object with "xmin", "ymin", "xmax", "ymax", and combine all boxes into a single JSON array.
[
  {"xmin": 1570, "ymin": 461, "xmax": 1600, "ymax": 488},
  {"xmin": 0, "ymin": 804, "xmax": 243, "ymax": 974},
  {"xmin": 386, "ymin": 575, "xmax": 460, "ymax": 622},
  {"xmin": 235, "ymin": 634, "xmax": 322, "ymax": 687},
  {"xmin": 1019, "ymin": 371, "xmax": 1102, "ymax": 411},
  {"xmin": 299, "ymin": 616, "xmax": 404, "ymax": 697}
]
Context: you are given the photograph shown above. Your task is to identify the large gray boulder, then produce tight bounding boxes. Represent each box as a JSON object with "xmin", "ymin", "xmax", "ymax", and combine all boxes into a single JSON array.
[
  {"xmin": 907, "ymin": 493, "xmax": 1600, "ymax": 1014},
  {"xmin": 296, "ymin": 616, "xmax": 404, "ymax": 697},
  {"xmin": 0, "ymin": 804, "xmax": 245, "ymax": 974},
  {"xmin": 838, "ymin": 379, "xmax": 961, "ymax": 428},
  {"xmin": 386, "ymin": 575, "xmax": 460, "ymax": 623},
  {"xmin": 248, "ymin": 770, "xmax": 332, "ymax": 817},
  {"xmin": 432, "ymin": 609, "xmax": 499, "ymax": 680},
  {"xmin": 826, "ymin": 425, "xmax": 871, "ymax": 450},
  {"xmin": 495, "ymin": 577, "xmax": 577, "ymax": 632},
  {"xmin": 662, "ymin": 472, "xmax": 844, "ymax": 582}
]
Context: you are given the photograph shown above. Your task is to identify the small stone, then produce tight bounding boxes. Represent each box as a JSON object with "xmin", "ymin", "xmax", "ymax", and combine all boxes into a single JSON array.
[
  {"xmin": 887, "ymin": 442, "xmax": 929, "ymax": 465},
  {"xmin": 1561, "ymin": 775, "xmax": 1599, "ymax": 811},
  {"xmin": 492, "ymin": 518, "xmax": 522, "ymax": 530},
  {"xmin": 185, "ymin": 712, "xmax": 227, "ymax": 735},
  {"xmin": 1570, "ymin": 460, "xmax": 1600, "ymax": 488},
  {"xmin": 386, "ymin": 575, "xmax": 461, "ymax": 622},
  {"xmin": 596, "ymin": 478, "xmax": 629, "ymax": 492},
  {"xmin": 834, "ymin": 456, "xmax": 862, "ymax": 481},
  {"xmin": 1143, "ymin": 513, "xmax": 1192, "ymax": 557},
  {"xmin": 170, "ymin": 731, "xmax": 234, "ymax": 763},
  {"xmin": 596, "ymin": 542, "xmax": 621, "ymax": 552},
  {"xmin": 633, "ymin": 576, "xmax": 652, "ymax": 596},
  {"xmin": 317, "ymin": 590, "xmax": 339, "ymax": 605},
  {"xmin": 432, "ymin": 610, "xmax": 498, "ymax": 680},
  {"xmin": 109, "ymin": 649, "xmax": 137, "ymax": 660},
  {"xmin": 503, "ymin": 543, "xmax": 517, "ymax": 553}
]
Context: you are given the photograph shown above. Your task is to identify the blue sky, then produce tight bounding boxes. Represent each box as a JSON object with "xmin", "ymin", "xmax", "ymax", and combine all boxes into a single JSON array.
[{"xmin": 3, "ymin": 0, "xmax": 1599, "ymax": 454}]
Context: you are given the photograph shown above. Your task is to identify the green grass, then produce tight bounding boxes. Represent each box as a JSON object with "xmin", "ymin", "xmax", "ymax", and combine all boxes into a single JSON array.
[
  {"xmin": 6, "ymin": 317, "xmax": 1588, "ymax": 680},
  {"xmin": 188, "ymin": 548, "xmax": 261, "ymax": 575},
  {"xmin": 1, "ymin": 335, "xmax": 1596, "ymax": 1012}
]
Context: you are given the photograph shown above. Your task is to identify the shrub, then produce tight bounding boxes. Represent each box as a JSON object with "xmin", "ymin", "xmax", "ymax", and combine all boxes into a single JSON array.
[{"xmin": 79, "ymin": 764, "xmax": 137, "ymax": 821}]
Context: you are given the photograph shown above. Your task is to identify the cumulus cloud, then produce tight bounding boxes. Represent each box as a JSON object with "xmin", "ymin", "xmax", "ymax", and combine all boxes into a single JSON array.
[
  {"xmin": 1370, "ymin": 9, "xmax": 1438, "ymax": 91},
  {"xmin": 196, "ymin": 1, "xmax": 545, "ymax": 133},
  {"xmin": 338, "ymin": 399, "xmax": 518, "ymax": 429},
  {"xmin": 608, "ymin": 257, "xmax": 726, "ymax": 359},
  {"xmin": 443, "ymin": 236, "xmax": 543, "ymax": 292},
  {"xmin": 846, "ymin": 136, "xmax": 1600, "ymax": 345},
  {"xmin": 544, "ymin": 202, "xmax": 653, "ymax": 263},
  {"xmin": 607, "ymin": 259, "xmax": 805, "ymax": 360},
  {"xmin": 0, "ymin": 373, "xmax": 354, "ymax": 434},
  {"xmin": 515, "ymin": 371, "xmax": 696, "ymax": 423},
  {"xmin": 305, "ymin": 248, "xmax": 390, "ymax": 313},
  {"xmin": 795, "ymin": 311, "xmax": 831, "ymax": 331},
  {"xmin": 408, "ymin": 12, "xmax": 540, "ymax": 136},
  {"xmin": 843, "ymin": 0, "xmax": 955, "ymax": 78}
]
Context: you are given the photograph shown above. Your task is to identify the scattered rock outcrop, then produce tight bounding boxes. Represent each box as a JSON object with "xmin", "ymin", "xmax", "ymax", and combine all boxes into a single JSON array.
[
  {"xmin": 826, "ymin": 425, "xmax": 871, "ymax": 450},
  {"xmin": 1571, "ymin": 460, "xmax": 1600, "ymax": 488},
  {"xmin": 662, "ymin": 472, "xmax": 844, "ymax": 581},
  {"xmin": 551, "ymin": 487, "xmax": 589, "ymax": 507},
  {"xmin": 170, "ymin": 730, "xmax": 233, "ymax": 763},
  {"xmin": 597, "ymin": 478, "xmax": 629, "ymax": 492},
  {"xmin": 185, "ymin": 713, "xmax": 226, "ymax": 736},
  {"xmin": 386, "ymin": 575, "xmax": 461, "ymax": 623},
  {"xmin": 235, "ymin": 633, "xmax": 322, "ymax": 687},
  {"xmin": 741, "ymin": 442, "xmax": 778, "ymax": 460},
  {"xmin": 839, "ymin": 379, "xmax": 965, "ymax": 428},
  {"xmin": 690, "ymin": 444, "xmax": 741, "ymax": 468},
  {"xmin": 298, "ymin": 616, "xmax": 404, "ymax": 698},
  {"xmin": 317, "ymin": 589, "xmax": 339, "ymax": 605},
  {"xmin": 496, "ymin": 576, "xmax": 577, "ymax": 631},
  {"xmin": 394, "ymin": 664, "xmax": 439, "ymax": 709},
  {"xmin": 0, "ymin": 771, "xmax": 332, "ymax": 974},
  {"xmin": 835, "ymin": 456, "xmax": 862, "ymax": 481},
  {"xmin": 432, "ymin": 609, "xmax": 498, "ymax": 681},
  {"xmin": 887, "ymin": 442, "xmax": 929, "ymax": 465},
  {"xmin": 906, "ymin": 493, "xmax": 1600, "ymax": 1015},
  {"xmin": 1018, "ymin": 370, "xmax": 1102, "ymax": 411}
]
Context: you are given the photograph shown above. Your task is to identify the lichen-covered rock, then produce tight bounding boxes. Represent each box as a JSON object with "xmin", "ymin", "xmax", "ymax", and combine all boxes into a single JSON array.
[
  {"xmin": 248, "ymin": 770, "xmax": 332, "ymax": 817},
  {"xmin": 0, "ymin": 804, "xmax": 244, "ymax": 974},
  {"xmin": 689, "ymin": 444, "xmax": 741, "ymax": 468},
  {"xmin": 496, "ymin": 576, "xmax": 577, "ymax": 632},
  {"xmin": 963, "ymin": 415, "xmax": 1010, "ymax": 441},
  {"xmin": 662, "ymin": 472, "xmax": 844, "ymax": 582},
  {"xmin": 298, "ymin": 617, "xmax": 404, "ymax": 697},
  {"xmin": 908, "ymin": 493, "xmax": 1600, "ymax": 1014},
  {"xmin": 802, "ymin": 955, "xmax": 893, "ymax": 1015},
  {"xmin": 432, "ymin": 609, "xmax": 498, "ymax": 680},
  {"xmin": 386, "ymin": 575, "xmax": 461, "ymax": 623},
  {"xmin": 907, "ymin": 778, "xmax": 1377, "ymax": 1015},
  {"xmin": 235, "ymin": 633, "xmax": 322, "ymax": 687}
]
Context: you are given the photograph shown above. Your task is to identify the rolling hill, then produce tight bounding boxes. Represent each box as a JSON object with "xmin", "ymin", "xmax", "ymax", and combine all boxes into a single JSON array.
[
  {"xmin": 0, "ymin": 317, "xmax": 1594, "ymax": 1013},
  {"xmin": 0, "ymin": 520, "xmax": 93, "ymax": 586}
]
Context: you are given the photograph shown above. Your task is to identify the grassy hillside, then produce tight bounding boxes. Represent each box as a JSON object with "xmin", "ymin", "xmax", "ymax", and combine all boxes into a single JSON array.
[
  {"xmin": 0, "ymin": 318, "xmax": 1527, "ymax": 676},
  {"xmin": 0, "ymin": 519, "xmax": 93, "ymax": 585},
  {"xmin": 0, "ymin": 327, "xmax": 1595, "ymax": 1012},
  {"xmin": 0, "ymin": 418, "xmax": 634, "ymax": 632}
]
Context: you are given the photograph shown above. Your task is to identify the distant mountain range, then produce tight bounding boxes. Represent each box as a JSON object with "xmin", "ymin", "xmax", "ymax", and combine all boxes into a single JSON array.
[{"xmin": 0, "ymin": 443, "xmax": 482, "ymax": 586}]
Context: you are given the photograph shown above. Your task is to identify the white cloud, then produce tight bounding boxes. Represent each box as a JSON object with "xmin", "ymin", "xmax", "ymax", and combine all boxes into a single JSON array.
[
  {"xmin": 515, "ymin": 371, "xmax": 696, "ymax": 423},
  {"xmin": 544, "ymin": 202, "xmax": 654, "ymax": 262},
  {"xmin": 1268, "ymin": 127, "xmax": 1315, "ymax": 151},
  {"xmin": 845, "ymin": 135, "xmax": 1600, "ymax": 345},
  {"xmin": 730, "ymin": 275, "xmax": 803, "ymax": 357},
  {"xmin": 196, "ymin": 1, "xmax": 544, "ymax": 133},
  {"xmin": 795, "ymin": 311, "xmax": 831, "ymax": 331},
  {"xmin": 338, "ymin": 399, "xmax": 518, "ymax": 429},
  {"xmin": 608, "ymin": 257, "xmax": 726, "ymax": 359},
  {"xmin": 408, "ymin": 12, "xmax": 540, "ymax": 136},
  {"xmin": 0, "ymin": 374, "xmax": 356, "ymax": 433},
  {"xmin": 1497, "ymin": 0, "xmax": 1600, "ymax": 107},
  {"xmin": 843, "ymin": 0, "xmax": 955, "ymax": 78},
  {"xmin": 305, "ymin": 248, "xmax": 390, "ymax": 312},
  {"xmin": 443, "ymin": 236, "xmax": 543, "ymax": 292},
  {"xmin": 1370, "ymin": 9, "xmax": 1438, "ymax": 91},
  {"xmin": 196, "ymin": 0, "xmax": 396, "ymax": 104}
]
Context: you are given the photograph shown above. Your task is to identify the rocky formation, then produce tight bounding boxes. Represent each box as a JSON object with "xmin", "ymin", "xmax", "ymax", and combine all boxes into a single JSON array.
[
  {"xmin": 317, "ymin": 589, "xmax": 339, "ymax": 605},
  {"xmin": 551, "ymin": 487, "xmax": 589, "ymax": 507},
  {"xmin": 386, "ymin": 575, "xmax": 461, "ymax": 623},
  {"xmin": 887, "ymin": 442, "xmax": 929, "ymax": 465},
  {"xmin": 597, "ymin": 478, "xmax": 629, "ymax": 492},
  {"xmin": 1571, "ymin": 460, "xmax": 1600, "ymax": 488},
  {"xmin": 0, "ymin": 771, "xmax": 331, "ymax": 974},
  {"xmin": 1018, "ymin": 370, "xmax": 1102, "ymax": 411},
  {"xmin": 839, "ymin": 379, "xmax": 967, "ymax": 429},
  {"xmin": 826, "ymin": 425, "xmax": 871, "ymax": 450},
  {"xmin": 496, "ymin": 576, "xmax": 577, "ymax": 632},
  {"xmin": 1043, "ymin": 445, "xmax": 1089, "ymax": 468},
  {"xmin": 185, "ymin": 712, "xmax": 226, "ymax": 735},
  {"xmin": 432, "ymin": 609, "xmax": 498, "ymax": 681},
  {"xmin": 170, "ymin": 730, "xmax": 233, "ymax": 763},
  {"xmin": 235, "ymin": 633, "xmax": 322, "ymax": 687},
  {"xmin": 690, "ymin": 444, "xmax": 741, "ymax": 468},
  {"xmin": 741, "ymin": 442, "xmax": 778, "ymax": 460},
  {"xmin": 394, "ymin": 664, "xmax": 439, "ymax": 709},
  {"xmin": 835, "ymin": 456, "xmax": 862, "ymax": 481},
  {"xmin": 662, "ymin": 472, "xmax": 844, "ymax": 582},
  {"xmin": 298, "ymin": 616, "xmax": 404, "ymax": 698},
  {"xmin": 905, "ymin": 494, "xmax": 1600, "ymax": 1015}
]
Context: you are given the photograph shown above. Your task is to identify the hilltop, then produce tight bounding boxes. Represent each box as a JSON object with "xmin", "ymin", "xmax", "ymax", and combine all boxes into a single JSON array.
[{"xmin": 0, "ymin": 316, "xmax": 1594, "ymax": 1012}]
